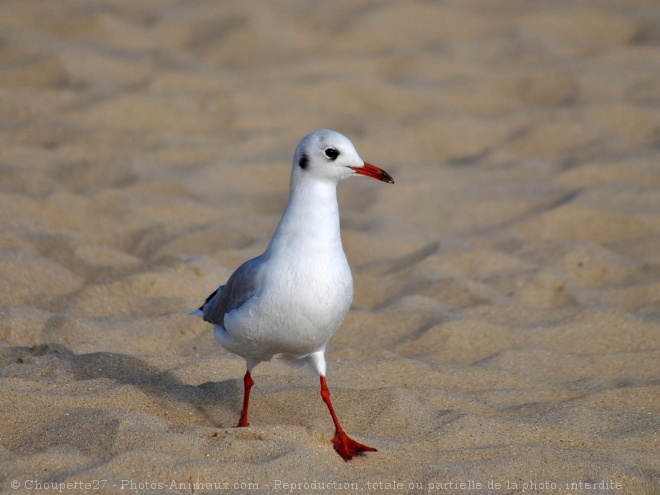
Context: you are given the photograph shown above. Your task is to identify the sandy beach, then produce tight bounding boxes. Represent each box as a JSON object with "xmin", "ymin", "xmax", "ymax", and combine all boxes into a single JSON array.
[{"xmin": 1, "ymin": 0, "xmax": 659, "ymax": 493}]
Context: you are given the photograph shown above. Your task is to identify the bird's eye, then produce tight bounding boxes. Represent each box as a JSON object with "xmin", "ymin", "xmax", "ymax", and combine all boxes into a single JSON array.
[{"xmin": 324, "ymin": 147, "xmax": 340, "ymax": 160}]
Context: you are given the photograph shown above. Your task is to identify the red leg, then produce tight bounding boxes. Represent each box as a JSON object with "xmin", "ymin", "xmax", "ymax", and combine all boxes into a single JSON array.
[
  {"xmin": 236, "ymin": 371, "xmax": 254, "ymax": 427},
  {"xmin": 320, "ymin": 376, "xmax": 376, "ymax": 461}
]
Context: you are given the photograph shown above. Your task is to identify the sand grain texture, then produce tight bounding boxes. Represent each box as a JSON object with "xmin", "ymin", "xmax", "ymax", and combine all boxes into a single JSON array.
[{"xmin": 0, "ymin": 1, "xmax": 659, "ymax": 494}]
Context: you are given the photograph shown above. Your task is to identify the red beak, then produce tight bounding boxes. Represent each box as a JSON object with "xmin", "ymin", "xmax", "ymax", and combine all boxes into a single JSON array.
[{"xmin": 350, "ymin": 162, "xmax": 395, "ymax": 184}]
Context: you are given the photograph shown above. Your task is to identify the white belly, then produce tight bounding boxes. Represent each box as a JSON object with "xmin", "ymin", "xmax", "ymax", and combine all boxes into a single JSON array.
[{"xmin": 218, "ymin": 252, "xmax": 353, "ymax": 360}]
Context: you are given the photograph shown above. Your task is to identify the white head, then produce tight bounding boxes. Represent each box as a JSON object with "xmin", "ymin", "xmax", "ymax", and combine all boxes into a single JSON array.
[{"xmin": 291, "ymin": 129, "xmax": 394, "ymax": 185}]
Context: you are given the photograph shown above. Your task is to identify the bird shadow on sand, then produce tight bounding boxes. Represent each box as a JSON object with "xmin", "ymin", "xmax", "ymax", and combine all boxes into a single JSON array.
[{"xmin": 2, "ymin": 343, "xmax": 241, "ymax": 429}]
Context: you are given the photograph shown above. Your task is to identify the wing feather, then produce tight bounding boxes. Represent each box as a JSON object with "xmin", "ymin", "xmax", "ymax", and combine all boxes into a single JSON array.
[{"xmin": 200, "ymin": 257, "xmax": 263, "ymax": 326}]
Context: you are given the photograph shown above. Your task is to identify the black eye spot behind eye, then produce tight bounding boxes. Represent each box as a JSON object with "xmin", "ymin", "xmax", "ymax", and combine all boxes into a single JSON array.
[
  {"xmin": 324, "ymin": 147, "xmax": 340, "ymax": 160},
  {"xmin": 298, "ymin": 153, "xmax": 309, "ymax": 169}
]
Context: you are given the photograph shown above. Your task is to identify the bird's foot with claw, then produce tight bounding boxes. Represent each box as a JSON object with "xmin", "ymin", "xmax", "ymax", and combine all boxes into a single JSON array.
[{"xmin": 331, "ymin": 430, "xmax": 376, "ymax": 461}]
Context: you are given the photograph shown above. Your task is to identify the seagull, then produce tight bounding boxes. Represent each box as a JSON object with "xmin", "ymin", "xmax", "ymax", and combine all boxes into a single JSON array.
[{"xmin": 191, "ymin": 129, "xmax": 394, "ymax": 461}]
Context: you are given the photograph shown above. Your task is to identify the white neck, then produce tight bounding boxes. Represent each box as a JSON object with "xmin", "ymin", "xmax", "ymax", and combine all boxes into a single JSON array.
[{"xmin": 266, "ymin": 176, "xmax": 342, "ymax": 257}]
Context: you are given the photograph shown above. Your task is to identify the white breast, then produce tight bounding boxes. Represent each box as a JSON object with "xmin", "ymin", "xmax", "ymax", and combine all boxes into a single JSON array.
[{"xmin": 223, "ymin": 248, "xmax": 353, "ymax": 358}]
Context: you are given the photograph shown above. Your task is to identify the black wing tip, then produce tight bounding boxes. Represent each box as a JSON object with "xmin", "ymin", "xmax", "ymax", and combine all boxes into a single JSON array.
[{"xmin": 199, "ymin": 288, "xmax": 219, "ymax": 310}]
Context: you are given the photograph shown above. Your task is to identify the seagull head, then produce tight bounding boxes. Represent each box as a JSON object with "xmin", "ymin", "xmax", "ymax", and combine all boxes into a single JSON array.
[{"xmin": 292, "ymin": 129, "xmax": 394, "ymax": 185}]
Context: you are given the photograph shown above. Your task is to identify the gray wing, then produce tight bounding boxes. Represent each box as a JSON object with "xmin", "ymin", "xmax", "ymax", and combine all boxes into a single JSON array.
[{"xmin": 201, "ymin": 256, "xmax": 263, "ymax": 326}]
